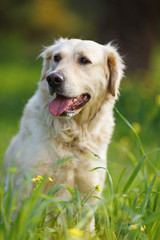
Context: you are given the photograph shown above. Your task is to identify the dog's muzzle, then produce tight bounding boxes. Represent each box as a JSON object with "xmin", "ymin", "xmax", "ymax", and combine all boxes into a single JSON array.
[{"xmin": 46, "ymin": 72, "xmax": 91, "ymax": 117}]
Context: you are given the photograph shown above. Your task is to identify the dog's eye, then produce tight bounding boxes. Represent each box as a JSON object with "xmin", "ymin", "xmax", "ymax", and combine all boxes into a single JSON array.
[
  {"xmin": 79, "ymin": 56, "xmax": 91, "ymax": 65},
  {"xmin": 54, "ymin": 54, "xmax": 61, "ymax": 62}
]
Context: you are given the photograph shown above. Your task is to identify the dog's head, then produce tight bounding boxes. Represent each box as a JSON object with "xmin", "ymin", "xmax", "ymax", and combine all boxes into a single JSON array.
[{"xmin": 39, "ymin": 38, "xmax": 124, "ymax": 119}]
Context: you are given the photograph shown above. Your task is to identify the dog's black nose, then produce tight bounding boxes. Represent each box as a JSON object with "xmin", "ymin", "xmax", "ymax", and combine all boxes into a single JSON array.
[{"xmin": 46, "ymin": 72, "xmax": 65, "ymax": 87}]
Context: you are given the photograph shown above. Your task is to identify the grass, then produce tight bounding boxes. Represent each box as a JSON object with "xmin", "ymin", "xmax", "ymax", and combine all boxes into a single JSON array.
[
  {"xmin": 0, "ymin": 113, "xmax": 160, "ymax": 240},
  {"xmin": 0, "ymin": 36, "xmax": 160, "ymax": 239}
]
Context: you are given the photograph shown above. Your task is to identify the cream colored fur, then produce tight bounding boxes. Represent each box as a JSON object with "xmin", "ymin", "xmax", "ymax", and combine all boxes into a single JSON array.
[{"xmin": 4, "ymin": 38, "xmax": 124, "ymax": 202}]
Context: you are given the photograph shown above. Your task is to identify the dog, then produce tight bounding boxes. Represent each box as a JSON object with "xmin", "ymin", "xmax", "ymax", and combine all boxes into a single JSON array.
[{"xmin": 4, "ymin": 38, "xmax": 124, "ymax": 205}]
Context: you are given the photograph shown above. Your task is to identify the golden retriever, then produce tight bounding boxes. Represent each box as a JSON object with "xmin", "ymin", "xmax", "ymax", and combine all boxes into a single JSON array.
[{"xmin": 4, "ymin": 38, "xmax": 124, "ymax": 203}]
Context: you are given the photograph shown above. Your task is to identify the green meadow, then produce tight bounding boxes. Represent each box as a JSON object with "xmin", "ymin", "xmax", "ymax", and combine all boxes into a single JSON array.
[{"xmin": 0, "ymin": 36, "xmax": 160, "ymax": 239}]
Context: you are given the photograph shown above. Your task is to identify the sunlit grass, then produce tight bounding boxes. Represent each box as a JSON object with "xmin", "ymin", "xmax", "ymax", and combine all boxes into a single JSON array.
[{"xmin": 0, "ymin": 109, "xmax": 160, "ymax": 240}]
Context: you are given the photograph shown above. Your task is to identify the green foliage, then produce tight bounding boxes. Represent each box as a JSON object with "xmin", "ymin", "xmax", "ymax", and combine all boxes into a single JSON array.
[{"xmin": 0, "ymin": 128, "xmax": 160, "ymax": 239}]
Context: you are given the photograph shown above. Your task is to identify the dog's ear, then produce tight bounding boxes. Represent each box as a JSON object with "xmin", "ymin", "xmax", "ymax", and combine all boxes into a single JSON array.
[
  {"xmin": 39, "ymin": 46, "xmax": 54, "ymax": 81},
  {"xmin": 105, "ymin": 44, "xmax": 125, "ymax": 97}
]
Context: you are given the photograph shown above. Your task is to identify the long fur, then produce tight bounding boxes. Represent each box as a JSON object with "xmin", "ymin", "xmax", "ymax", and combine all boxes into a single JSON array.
[{"xmin": 4, "ymin": 38, "xmax": 124, "ymax": 201}]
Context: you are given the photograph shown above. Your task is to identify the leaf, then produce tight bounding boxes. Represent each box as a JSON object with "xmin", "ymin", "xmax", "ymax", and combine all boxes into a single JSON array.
[
  {"xmin": 90, "ymin": 167, "xmax": 107, "ymax": 172},
  {"xmin": 106, "ymin": 170, "xmax": 113, "ymax": 197},
  {"xmin": 66, "ymin": 205, "xmax": 72, "ymax": 228},
  {"xmin": 74, "ymin": 185, "xmax": 81, "ymax": 209},
  {"xmin": 153, "ymin": 182, "xmax": 160, "ymax": 212},
  {"xmin": 91, "ymin": 196, "xmax": 102, "ymax": 201},
  {"xmin": 122, "ymin": 153, "xmax": 146, "ymax": 194},
  {"xmin": 132, "ymin": 192, "xmax": 144, "ymax": 220},
  {"xmin": 47, "ymin": 184, "xmax": 64, "ymax": 197},
  {"xmin": 140, "ymin": 175, "xmax": 156, "ymax": 214},
  {"xmin": 65, "ymin": 185, "xmax": 75, "ymax": 197},
  {"xmin": 83, "ymin": 153, "xmax": 100, "ymax": 160},
  {"xmin": 53, "ymin": 155, "xmax": 75, "ymax": 168},
  {"xmin": 115, "ymin": 107, "xmax": 145, "ymax": 156},
  {"xmin": 144, "ymin": 207, "xmax": 160, "ymax": 225},
  {"xmin": 153, "ymin": 220, "xmax": 160, "ymax": 240},
  {"xmin": 75, "ymin": 207, "xmax": 95, "ymax": 229}
]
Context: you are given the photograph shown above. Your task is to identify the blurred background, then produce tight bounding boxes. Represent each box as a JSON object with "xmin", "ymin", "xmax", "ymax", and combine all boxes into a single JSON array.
[{"xmin": 0, "ymin": 0, "xmax": 160, "ymax": 177}]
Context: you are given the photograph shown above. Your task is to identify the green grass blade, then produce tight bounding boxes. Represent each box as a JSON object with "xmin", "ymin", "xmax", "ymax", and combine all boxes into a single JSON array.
[
  {"xmin": 115, "ymin": 167, "xmax": 126, "ymax": 192},
  {"xmin": 90, "ymin": 166, "xmax": 107, "ymax": 171},
  {"xmin": 145, "ymin": 148, "xmax": 160, "ymax": 176},
  {"xmin": 153, "ymin": 182, "xmax": 160, "ymax": 212},
  {"xmin": 144, "ymin": 207, "xmax": 160, "ymax": 225},
  {"xmin": 122, "ymin": 154, "xmax": 146, "ymax": 194},
  {"xmin": 115, "ymin": 107, "xmax": 145, "ymax": 156},
  {"xmin": 132, "ymin": 192, "xmax": 144, "ymax": 221},
  {"xmin": 47, "ymin": 184, "xmax": 64, "ymax": 197},
  {"xmin": 53, "ymin": 156, "xmax": 75, "ymax": 168},
  {"xmin": 153, "ymin": 220, "xmax": 160, "ymax": 240},
  {"xmin": 140, "ymin": 175, "xmax": 156, "ymax": 214},
  {"xmin": 65, "ymin": 185, "xmax": 75, "ymax": 198},
  {"xmin": 106, "ymin": 170, "xmax": 113, "ymax": 197},
  {"xmin": 75, "ymin": 207, "xmax": 95, "ymax": 229},
  {"xmin": 74, "ymin": 185, "xmax": 81, "ymax": 209},
  {"xmin": 4, "ymin": 171, "xmax": 15, "ymax": 219},
  {"xmin": 66, "ymin": 205, "xmax": 72, "ymax": 228}
]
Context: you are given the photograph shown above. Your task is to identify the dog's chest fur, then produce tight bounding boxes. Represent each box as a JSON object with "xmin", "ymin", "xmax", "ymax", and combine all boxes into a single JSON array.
[{"xmin": 6, "ymin": 89, "xmax": 114, "ymax": 194}]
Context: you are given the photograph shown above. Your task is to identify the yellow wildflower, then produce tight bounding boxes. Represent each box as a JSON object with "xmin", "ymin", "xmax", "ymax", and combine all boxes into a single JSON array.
[
  {"xmin": 132, "ymin": 122, "xmax": 141, "ymax": 134},
  {"xmin": 68, "ymin": 228, "xmax": 84, "ymax": 237},
  {"xmin": 140, "ymin": 225, "xmax": 146, "ymax": 231},
  {"xmin": 129, "ymin": 224, "xmax": 138, "ymax": 230},
  {"xmin": 31, "ymin": 177, "xmax": 37, "ymax": 182},
  {"xmin": 156, "ymin": 94, "xmax": 160, "ymax": 105},
  {"xmin": 48, "ymin": 177, "xmax": 53, "ymax": 182},
  {"xmin": 31, "ymin": 175, "xmax": 43, "ymax": 191},
  {"xmin": 94, "ymin": 184, "xmax": 103, "ymax": 192},
  {"xmin": 31, "ymin": 175, "xmax": 43, "ymax": 182},
  {"xmin": 37, "ymin": 175, "xmax": 43, "ymax": 181}
]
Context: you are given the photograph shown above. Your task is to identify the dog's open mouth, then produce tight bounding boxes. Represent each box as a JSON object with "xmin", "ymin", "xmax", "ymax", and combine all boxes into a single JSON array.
[{"xmin": 49, "ymin": 93, "xmax": 91, "ymax": 117}]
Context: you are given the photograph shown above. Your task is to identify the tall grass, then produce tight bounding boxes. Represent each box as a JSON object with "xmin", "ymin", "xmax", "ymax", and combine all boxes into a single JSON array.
[{"xmin": 0, "ymin": 109, "xmax": 160, "ymax": 240}]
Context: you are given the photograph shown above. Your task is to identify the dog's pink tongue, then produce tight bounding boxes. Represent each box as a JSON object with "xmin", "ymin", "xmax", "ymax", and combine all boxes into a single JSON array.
[{"xmin": 49, "ymin": 95, "xmax": 73, "ymax": 116}]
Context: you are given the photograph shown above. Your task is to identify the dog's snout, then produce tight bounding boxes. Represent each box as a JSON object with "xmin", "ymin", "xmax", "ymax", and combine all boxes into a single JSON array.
[{"xmin": 46, "ymin": 72, "xmax": 65, "ymax": 87}]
